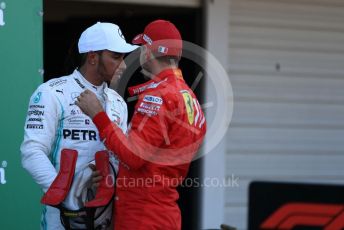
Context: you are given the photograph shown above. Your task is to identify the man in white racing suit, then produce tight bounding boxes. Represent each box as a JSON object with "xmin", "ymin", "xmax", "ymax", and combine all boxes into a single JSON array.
[{"xmin": 20, "ymin": 22, "xmax": 138, "ymax": 230}]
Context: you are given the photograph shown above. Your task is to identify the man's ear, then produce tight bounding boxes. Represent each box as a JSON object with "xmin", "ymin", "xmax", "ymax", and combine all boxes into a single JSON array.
[{"xmin": 87, "ymin": 51, "xmax": 99, "ymax": 65}]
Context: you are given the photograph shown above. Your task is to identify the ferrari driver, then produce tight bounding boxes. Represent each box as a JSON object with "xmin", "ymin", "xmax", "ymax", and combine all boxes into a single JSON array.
[{"xmin": 76, "ymin": 19, "xmax": 207, "ymax": 230}]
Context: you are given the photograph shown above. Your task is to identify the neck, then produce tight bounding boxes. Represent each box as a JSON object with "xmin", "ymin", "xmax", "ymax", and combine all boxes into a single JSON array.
[
  {"xmin": 79, "ymin": 65, "xmax": 103, "ymax": 86},
  {"xmin": 146, "ymin": 63, "xmax": 177, "ymax": 79}
]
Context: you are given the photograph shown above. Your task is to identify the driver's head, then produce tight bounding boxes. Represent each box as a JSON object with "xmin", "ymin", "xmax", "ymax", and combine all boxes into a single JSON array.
[
  {"xmin": 132, "ymin": 20, "xmax": 182, "ymax": 69},
  {"xmin": 78, "ymin": 22, "xmax": 138, "ymax": 54},
  {"xmin": 77, "ymin": 22, "xmax": 138, "ymax": 84}
]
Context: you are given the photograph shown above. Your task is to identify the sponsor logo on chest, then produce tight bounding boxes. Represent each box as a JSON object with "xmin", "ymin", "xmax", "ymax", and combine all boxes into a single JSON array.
[
  {"xmin": 62, "ymin": 129, "xmax": 97, "ymax": 141},
  {"xmin": 143, "ymin": 95, "xmax": 163, "ymax": 105}
]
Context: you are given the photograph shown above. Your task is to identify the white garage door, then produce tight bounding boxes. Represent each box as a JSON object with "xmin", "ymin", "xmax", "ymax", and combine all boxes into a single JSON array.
[{"xmin": 226, "ymin": 0, "xmax": 344, "ymax": 229}]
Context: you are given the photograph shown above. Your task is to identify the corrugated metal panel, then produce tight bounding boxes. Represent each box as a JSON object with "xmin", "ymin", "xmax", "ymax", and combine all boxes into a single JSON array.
[{"xmin": 225, "ymin": 0, "xmax": 344, "ymax": 229}]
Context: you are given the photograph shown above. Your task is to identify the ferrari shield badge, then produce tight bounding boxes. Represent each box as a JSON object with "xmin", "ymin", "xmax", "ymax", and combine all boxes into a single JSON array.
[{"xmin": 181, "ymin": 90, "xmax": 194, "ymax": 125}]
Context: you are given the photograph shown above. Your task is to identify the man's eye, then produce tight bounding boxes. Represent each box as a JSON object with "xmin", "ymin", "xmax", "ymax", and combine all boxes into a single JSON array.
[{"xmin": 113, "ymin": 53, "xmax": 124, "ymax": 59}]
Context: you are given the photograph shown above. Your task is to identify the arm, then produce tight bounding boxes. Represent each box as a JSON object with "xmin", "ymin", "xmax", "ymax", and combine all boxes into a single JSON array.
[
  {"xmin": 20, "ymin": 86, "xmax": 61, "ymax": 192},
  {"xmin": 93, "ymin": 107, "xmax": 166, "ymax": 170},
  {"xmin": 77, "ymin": 90, "xmax": 168, "ymax": 170}
]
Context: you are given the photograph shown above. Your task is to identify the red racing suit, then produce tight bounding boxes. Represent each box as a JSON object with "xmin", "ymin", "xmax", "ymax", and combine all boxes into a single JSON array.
[{"xmin": 92, "ymin": 68, "xmax": 206, "ymax": 230}]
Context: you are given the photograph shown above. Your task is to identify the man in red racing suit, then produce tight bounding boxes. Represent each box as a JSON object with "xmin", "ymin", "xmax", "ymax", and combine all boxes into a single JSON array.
[{"xmin": 77, "ymin": 19, "xmax": 206, "ymax": 230}]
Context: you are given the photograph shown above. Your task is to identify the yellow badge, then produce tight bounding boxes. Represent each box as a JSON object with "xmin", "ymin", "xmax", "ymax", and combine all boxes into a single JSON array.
[{"xmin": 181, "ymin": 91, "xmax": 194, "ymax": 125}]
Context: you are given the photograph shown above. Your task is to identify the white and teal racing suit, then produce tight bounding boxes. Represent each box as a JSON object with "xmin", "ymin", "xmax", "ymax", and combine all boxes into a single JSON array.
[{"xmin": 20, "ymin": 70, "xmax": 127, "ymax": 230}]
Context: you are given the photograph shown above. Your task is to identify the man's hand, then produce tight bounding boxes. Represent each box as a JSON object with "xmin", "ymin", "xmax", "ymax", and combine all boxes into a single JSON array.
[
  {"xmin": 88, "ymin": 164, "xmax": 103, "ymax": 188},
  {"xmin": 76, "ymin": 90, "xmax": 103, "ymax": 119}
]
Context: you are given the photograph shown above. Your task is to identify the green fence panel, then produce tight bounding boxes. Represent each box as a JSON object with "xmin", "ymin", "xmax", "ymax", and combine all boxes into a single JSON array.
[{"xmin": 0, "ymin": 0, "xmax": 43, "ymax": 229}]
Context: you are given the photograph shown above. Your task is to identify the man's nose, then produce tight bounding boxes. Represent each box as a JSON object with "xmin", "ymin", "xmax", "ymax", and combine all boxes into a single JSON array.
[{"xmin": 120, "ymin": 60, "xmax": 127, "ymax": 70}]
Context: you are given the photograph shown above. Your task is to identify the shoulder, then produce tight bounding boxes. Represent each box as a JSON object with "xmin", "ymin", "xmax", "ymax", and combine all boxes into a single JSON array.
[
  {"xmin": 105, "ymin": 88, "xmax": 124, "ymax": 101},
  {"xmin": 142, "ymin": 83, "xmax": 180, "ymax": 106},
  {"xmin": 105, "ymin": 87, "xmax": 120, "ymax": 97},
  {"xmin": 105, "ymin": 88, "xmax": 127, "ymax": 108},
  {"xmin": 45, "ymin": 76, "xmax": 69, "ymax": 89},
  {"xmin": 30, "ymin": 75, "xmax": 73, "ymax": 105},
  {"xmin": 35, "ymin": 75, "xmax": 71, "ymax": 92}
]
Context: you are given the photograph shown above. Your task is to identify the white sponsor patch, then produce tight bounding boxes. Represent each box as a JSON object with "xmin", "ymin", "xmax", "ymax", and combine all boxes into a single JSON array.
[
  {"xmin": 140, "ymin": 102, "xmax": 161, "ymax": 111},
  {"xmin": 147, "ymin": 78, "xmax": 167, "ymax": 90},
  {"xmin": 143, "ymin": 34, "xmax": 153, "ymax": 45},
  {"xmin": 143, "ymin": 95, "xmax": 163, "ymax": 105},
  {"xmin": 137, "ymin": 108, "xmax": 157, "ymax": 117}
]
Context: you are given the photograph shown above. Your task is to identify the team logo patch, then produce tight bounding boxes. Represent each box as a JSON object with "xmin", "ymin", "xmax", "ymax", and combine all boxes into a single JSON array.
[
  {"xmin": 71, "ymin": 92, "xmax": 79, "ymax": 101},
  {"xmin": 33, "ymin": 92, "xmax": 42, "ymax": 104},
  {"xmin": 143, "ymin": 34, "xmax": 152, "ymax": 45},
  {"xmin": 181, "ymin": 91, "xmax": 194, "ymax": 125},
  {"xmin": 143, "ymin": 95, "xmax": 163, "ymax": 105},
  {"xmin": 158, "ymin": 46, "xmax": 168, "ymax": 54}
]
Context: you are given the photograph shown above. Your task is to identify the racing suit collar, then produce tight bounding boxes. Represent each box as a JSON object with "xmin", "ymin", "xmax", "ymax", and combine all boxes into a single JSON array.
[
  {"xmin": 74, "ymin": 69, "xmax": 107, "ymax": 95},
  {"xmin": 128, "ymin": 68, "xmax": 183, "ymax": 96}
]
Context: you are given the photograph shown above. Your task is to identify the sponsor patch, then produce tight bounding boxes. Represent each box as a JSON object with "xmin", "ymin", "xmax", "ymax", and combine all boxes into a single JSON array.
[
  {"xmin": 143, "ymin": 95, "xmax": 163, "ymax": 105},
  {"xmin": 33, "ymin": 92, "xmax": 42, "ymax": 104},
  {"xmin": 49, "ymin": 79, "xmax": 67, "ymax": 88},
  {"xmin": 70, "ymin": 109, "xmax": 83, "ymax": 116},
  {"xmin": 136, "ymin": 102, "xmax": 161, "ymax": 117},
  {"xmin": 55, "ymin": 89, "xmax": 64, "ymax": 95},
  {"xmin": 71, "ymin": 92, "xmax": 80, "ymax": 101},
  {"xmin": 28, "ymin": 110, "xmax": 44, "ymax": 116},
  {"xmin": 181, "ymin": 90, "xmax": 194, "ymax": 125},
  {"xmin": 139, "ymin": 102, "xmax": 160, "ymax": 111},
  {"xmin": 29, "ymin": 105, "xmax": 44, "ymax": 109},
  {"xmin": 62, "ymin": 129, "xmax": 97, "ymax": 141},
  {"xmin": 28, "ymin": 118, "xmax": 43, "ymax": 122},
  {"xmin": 27, "ymin": 124, "xmax": 44, "ymax": 129},
  {"xmin": 143, "ymin": 34, "xmax": 152, "ymax": 45},
  {"xmin": 137, "ymin": 107, "xmax": 157, "ymax": 117},
  {"xmin": 146, "ymin": 78, "xmax": 167, "ymax": 90},
  {"xmin": 158, "ymin": 46, "xmax": 168, "ymax": 54},
  {"xmin": 129, "ymin": 78, "xmax": 167, "ymax": 95},
  {"xmin": 67, "ymin": 117, "xmax": 85, "ymax": 125}
]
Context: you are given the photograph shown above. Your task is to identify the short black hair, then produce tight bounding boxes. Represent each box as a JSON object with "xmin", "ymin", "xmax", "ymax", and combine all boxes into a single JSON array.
[{"xmin": 78, "ymin": 50, "xmax": 103, "ymax": 68}]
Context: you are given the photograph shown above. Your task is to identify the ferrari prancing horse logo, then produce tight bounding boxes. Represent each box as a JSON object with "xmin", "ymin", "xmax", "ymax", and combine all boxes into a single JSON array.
[{"xmin": 181, "ymin": 91, "xmax": 194, "ymax": 125}]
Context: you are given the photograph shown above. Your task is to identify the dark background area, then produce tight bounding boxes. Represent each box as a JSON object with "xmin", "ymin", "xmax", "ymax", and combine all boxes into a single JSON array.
[{"xmin": 44, "ymin": 1, "xmax": 204, "ymax": 229}]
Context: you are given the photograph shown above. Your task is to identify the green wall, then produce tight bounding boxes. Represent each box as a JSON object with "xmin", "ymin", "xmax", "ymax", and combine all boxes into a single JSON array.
[{"xmin": 0, "ymin": 0, "xmax": 43, "ymax": 229}]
